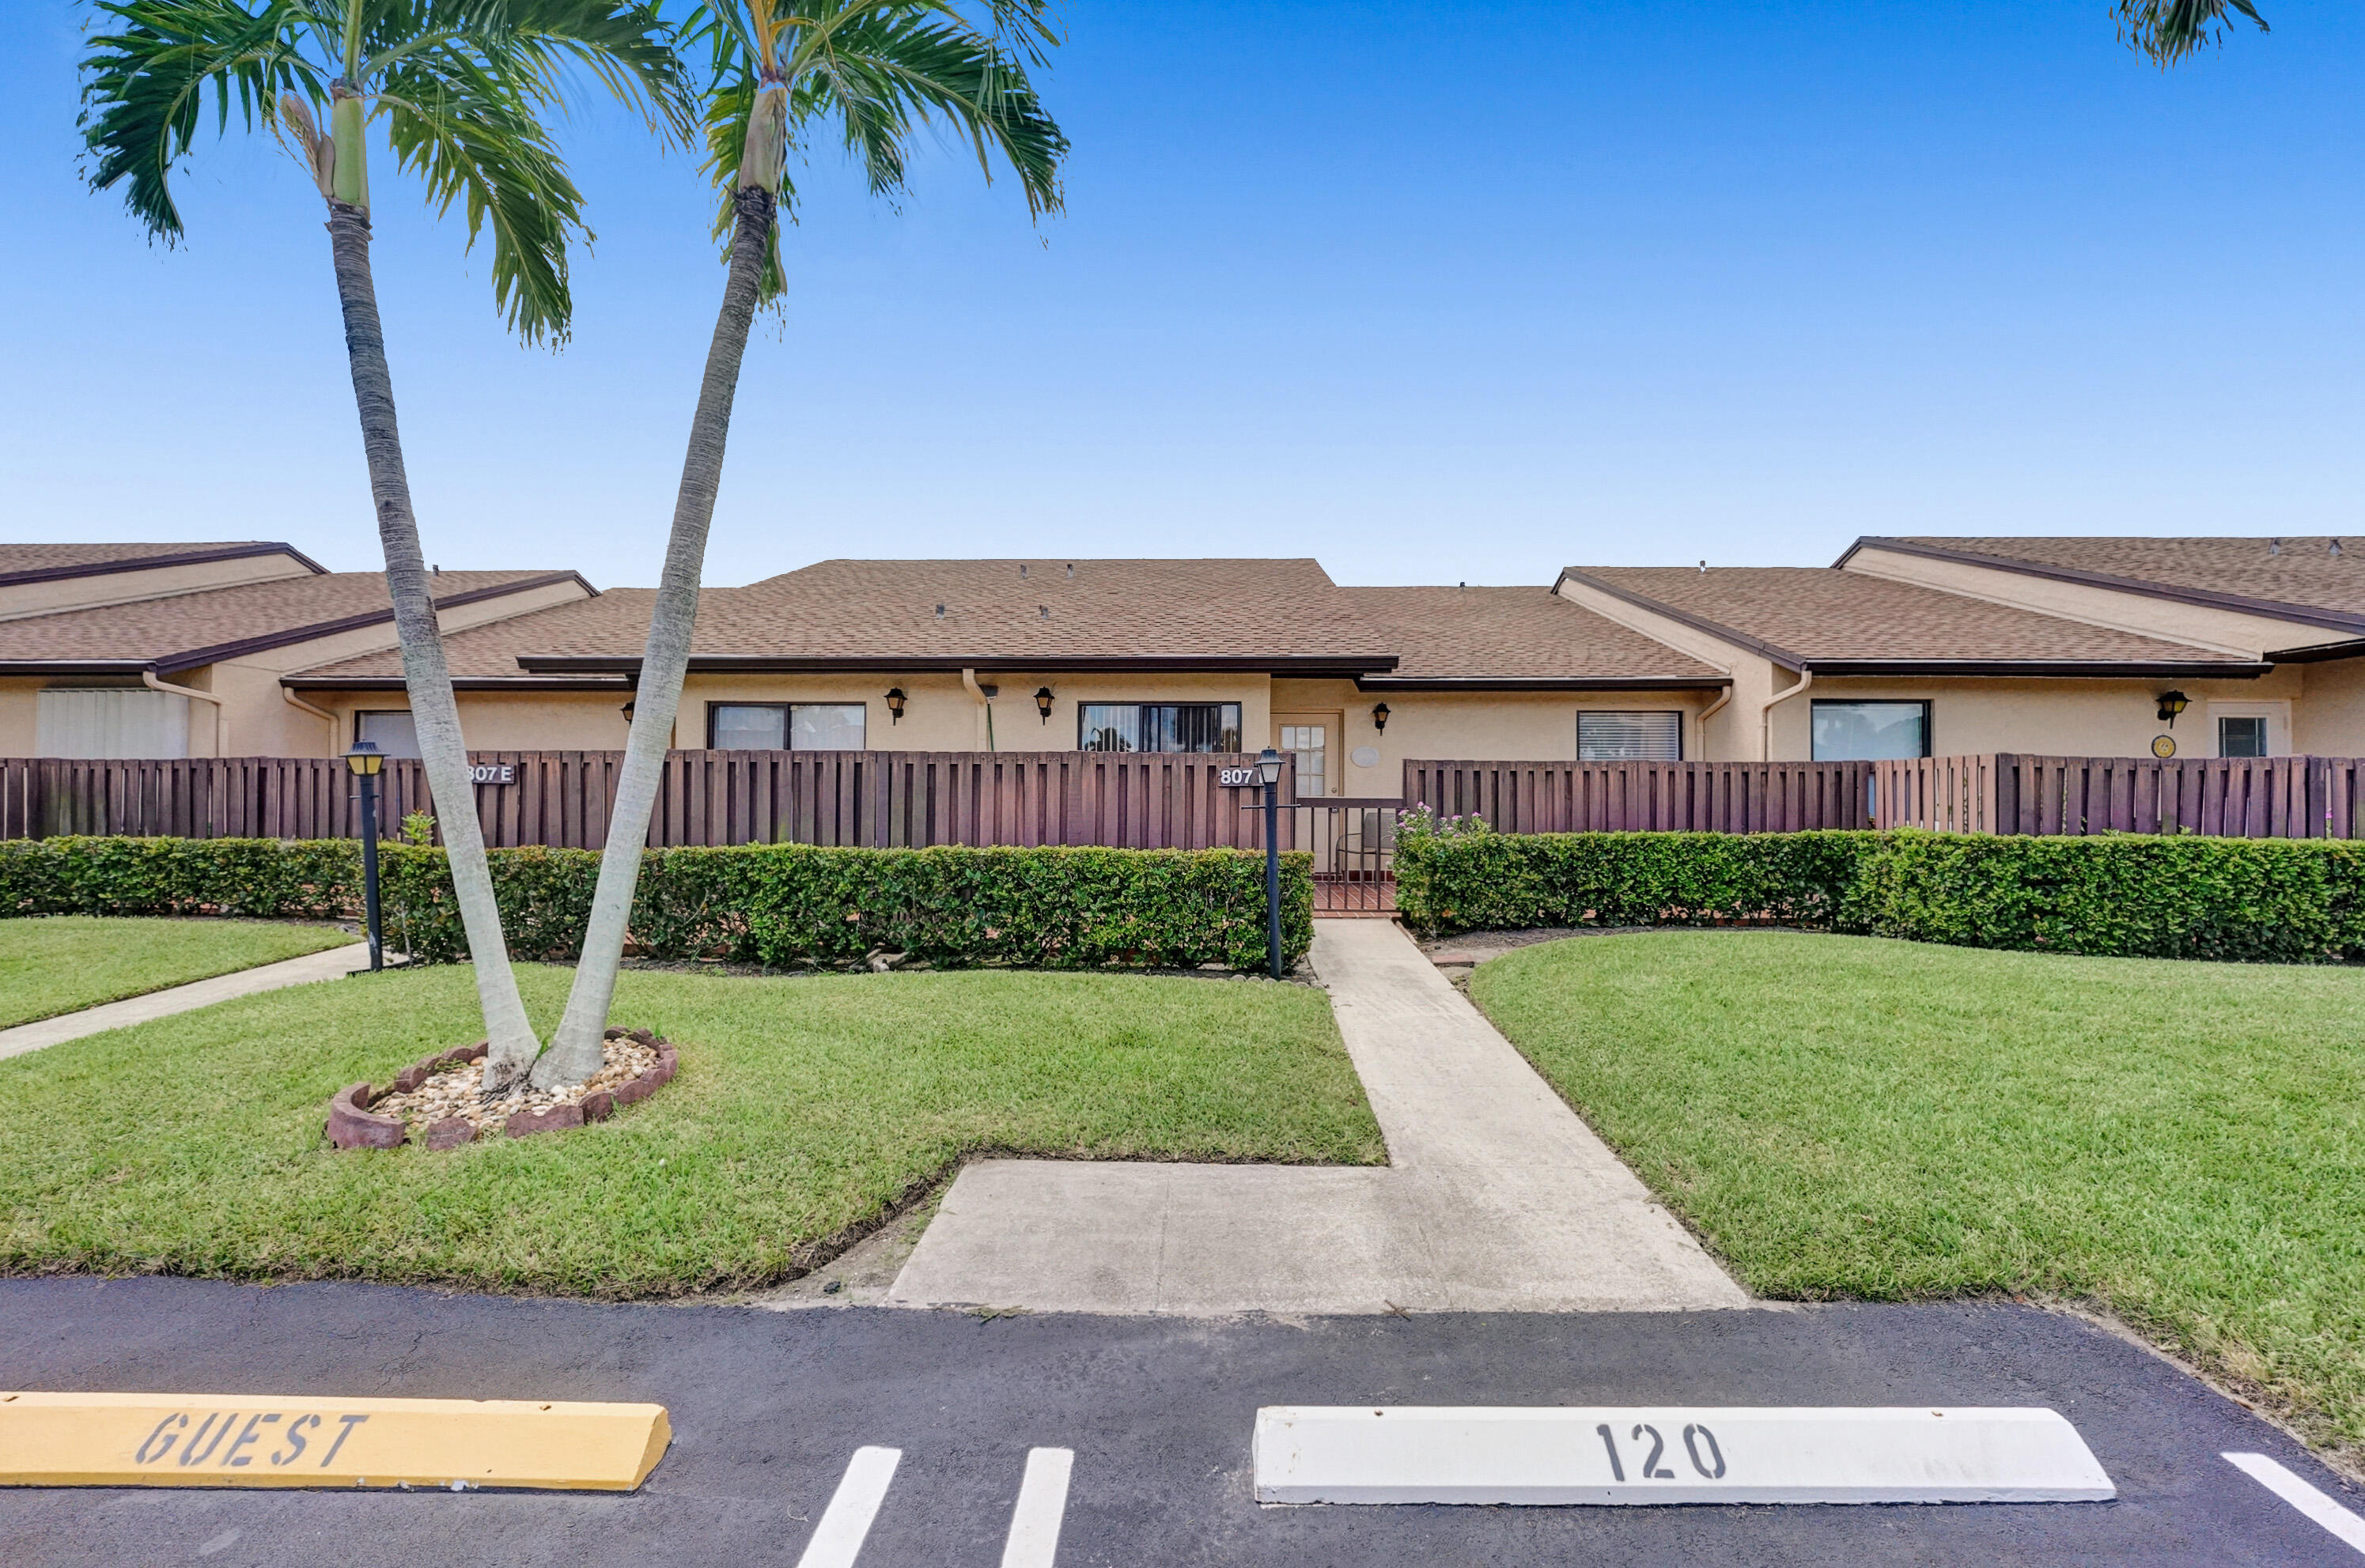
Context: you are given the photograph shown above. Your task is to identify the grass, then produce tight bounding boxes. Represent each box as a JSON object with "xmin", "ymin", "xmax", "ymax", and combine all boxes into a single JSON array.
[
  {"xmin": 1470, "ymin": 931, "xmax": 2365, "ymax": 1454},
  {"xmin": 0, "ymin": 916, "xmax": 355, "ymax": 1029},
  {"xmin": 0, "ymin": 962, "xmax": 1382, "ymax": 1298}
]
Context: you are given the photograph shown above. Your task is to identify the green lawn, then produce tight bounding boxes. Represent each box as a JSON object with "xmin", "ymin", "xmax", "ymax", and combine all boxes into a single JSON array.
[
  {"xmin": 0, "ymin": 962, "xmax": 1381, "ymax": 1297},
  {"xmin": 0, "ymin": 916, "xmax": 355, "ymax": 1029},
  {"xmin": 1470, "ymin": 931, "xmax": 2365, "ymax": 1451}
]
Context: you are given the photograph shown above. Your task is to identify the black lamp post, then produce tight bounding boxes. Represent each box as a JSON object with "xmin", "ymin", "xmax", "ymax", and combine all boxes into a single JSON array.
[
  {"xmin": 343, "ymin": 739, "xmax": 385, "ymax": 973},
  {"xmin": 1257, "ymin": 746, "xmax": 1285, "ymax": 980}
]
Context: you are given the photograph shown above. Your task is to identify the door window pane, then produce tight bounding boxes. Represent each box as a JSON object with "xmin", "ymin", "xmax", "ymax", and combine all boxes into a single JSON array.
[
  {"xmin": 356, "ymin": 710, "xmax": 421, "ymax": 759},
  {"xmin": 1811, "ymin": 701, "xmax": 1929, "ymax": 761},
  {"xmin": 790, "ymin": 704, "xmax": 865, "ymax": 750},
  {"xmin": 1079, "ymin": 703, "xmax": 1241, "ymax": 753},
  {"xmin": 1578, "ymin": 711, "xmax": 1682, "ymax": 761},
  {"xmin": 2218, "ymin": 716, "xmax": 2268, "ymax": 758},
  {"xmin": 1279, "ymin": 724, "xmax": 1327, "ymax": 798},
  {"xmin": 711, "ymin": 705, "xmax": 787, "ymax": 750}
]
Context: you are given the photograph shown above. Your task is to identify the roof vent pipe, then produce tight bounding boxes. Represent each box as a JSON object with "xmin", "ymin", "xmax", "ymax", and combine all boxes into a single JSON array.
[
  {"xmin": 1020, "ymin": 564, "xmax": 1027, "ymax": 579},
  {"xmin": 1065, "ymin": 564, "xmax": 1073, "ymax": 578},
  {"xmin": 2333, "ymin": 539, "xmax": 2344, "ymax": 557},
  {"xmin": 935, "ymin": 603, "xmax": 945, "ymax": 619},
  {"xmin": 2271, "ymin": 538, "xmax": 2282, "ymax": 554}
]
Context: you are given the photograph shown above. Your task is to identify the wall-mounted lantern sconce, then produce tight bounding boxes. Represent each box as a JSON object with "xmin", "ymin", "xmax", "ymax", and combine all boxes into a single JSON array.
[
  {"xmin": 884, "ymin": 688, "xmax": 907, "ymax": 724},
  {"xmin": 1371, "ymin": 701, "xmax": 1391, "ymax": 733},
  {"xmin": 620, "ymin": 698, "xmax": 636, "ymax": 724},
  {"xmin": 2155, "ymin": 690, "xmax": 2190, "ymax": 726},
  {"xmin": 1034, "ymin": 686, "xmax": 1055, "ymax": 723}
]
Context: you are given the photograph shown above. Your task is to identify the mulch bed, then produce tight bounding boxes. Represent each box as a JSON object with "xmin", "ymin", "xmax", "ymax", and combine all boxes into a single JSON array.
[{"xmin": 325, "ymin": 1029, "xmax": 676, "ymax": 1151}]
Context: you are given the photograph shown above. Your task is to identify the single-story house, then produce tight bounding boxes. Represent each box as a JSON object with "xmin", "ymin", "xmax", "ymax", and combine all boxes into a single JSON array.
[{"xmin": 6, "ymin": 536, "xmax": 2359, "ymax": 785}]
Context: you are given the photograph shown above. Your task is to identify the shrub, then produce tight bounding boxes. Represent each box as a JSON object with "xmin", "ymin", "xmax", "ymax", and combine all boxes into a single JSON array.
[
  {"xmin": 1397, "ymin": 825, "xmax": 2365, "ymax": 964},
  {"xmin": 1394, "ymin": 827, "xmax": 1875, "ymax": 935},
  {"xmin": 0, "ymin": 836, "xmax": 1312, "ymax": 973}
]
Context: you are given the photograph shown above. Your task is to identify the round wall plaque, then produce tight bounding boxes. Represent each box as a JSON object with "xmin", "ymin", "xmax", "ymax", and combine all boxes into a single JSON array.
[
  {"xmin": 1350, "ymin": 746, "xmax": 1381, "ymax": 769},
  {"xmin": 2151, "ymin": 735, "xmax": 2177, "ymax": 758}
]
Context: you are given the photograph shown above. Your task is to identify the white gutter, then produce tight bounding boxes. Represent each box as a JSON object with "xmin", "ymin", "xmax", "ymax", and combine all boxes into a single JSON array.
[
  {"xmin": 146, "ymin": 669, "xmax": 225, "ymax": 755},
  {"xmin": 961, "ymin": 667, "xmax": 996, "ymax": 751},
  {"xmin": 1758, "ymin": 669, "xmax": 1812, "ymax": 760},
  {"xmin": 1693, "ymin": 686, "xmax": 1735, "ymax": 758}
]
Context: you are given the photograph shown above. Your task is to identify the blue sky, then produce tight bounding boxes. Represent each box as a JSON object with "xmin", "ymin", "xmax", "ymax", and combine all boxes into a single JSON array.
[{"xmin": 2, "ymin": 2, "xmax": 2357, "ymax": 589}]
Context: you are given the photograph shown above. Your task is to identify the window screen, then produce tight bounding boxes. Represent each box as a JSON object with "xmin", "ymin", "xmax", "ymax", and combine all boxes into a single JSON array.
[
  {"xmin": 2218, "ymin": 716, "xmax": 2268, "ymax": 758},
  {"xmin": 1078, "ymin": 703, "xmax": 1242, "ymax": 753},
  {"xmin": 789, "ymin": 704, "xmax": 865, "ymax": 750},
  {"xmin": 35, "ymin": 688, "xmax": 190, "ymax": 759},
  {"xmin": 355, "ymin": 710, "xmax": 422, "ymax": 759},
  {"xmin": 1578, "ymin": 711, "xmax": 1682, "ymax": 761},
  {"xmin": 1811, "ymin": 700, "xmax": 1930, "ymax": 761}
]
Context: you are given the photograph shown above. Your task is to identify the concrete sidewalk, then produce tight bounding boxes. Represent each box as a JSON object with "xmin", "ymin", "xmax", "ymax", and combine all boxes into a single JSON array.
[
  {"xmin": 0, "ymin": 943, "xmax": 377, "ymax": 1061},
  {"xmin": 884, "ymin": 920, "xmax": 1748, "ymax": 1315}
]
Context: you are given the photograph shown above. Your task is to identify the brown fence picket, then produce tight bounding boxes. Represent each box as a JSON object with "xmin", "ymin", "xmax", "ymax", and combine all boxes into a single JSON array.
[{"xmin": 1399, "ymin": 758, "xmax": 1873, "ymax": 833}]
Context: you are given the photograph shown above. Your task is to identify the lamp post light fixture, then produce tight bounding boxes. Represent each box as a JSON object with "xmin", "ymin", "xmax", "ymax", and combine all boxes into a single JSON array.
[
  {"xmin": 884, "ymin": 688, "xmax": 907, "ymax": 725},
  {"xmin": 1371, "ymin": 701, "xmax": 1391, "ymax": 733},
  {"xmin": 1034, "ymin": 686, "xmax": 1055, "ymax": 724},
  {"xmin": 342, "ymin": 739, "xmax": 385, "ymax": 973},
  {"xmin": 2156, "ymin": 691, "xmax": 2190, "ymax": 726},
  {"xmin": 1256, "ymin": 746, "xmax": 1286, "ymax": 980}
]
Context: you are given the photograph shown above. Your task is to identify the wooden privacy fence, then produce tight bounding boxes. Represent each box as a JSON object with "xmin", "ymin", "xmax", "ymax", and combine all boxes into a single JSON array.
[
  {"xmin": 1873, "ymin": 754, "xmax": 2365, "ymax": 839},
  {"xmin": 0, "ymin": 750, "xmax": 1292, "ymax": 852},
  {"xmin": 1402, "ymin": 758, "xmax": 1873, "ymax": 834}
]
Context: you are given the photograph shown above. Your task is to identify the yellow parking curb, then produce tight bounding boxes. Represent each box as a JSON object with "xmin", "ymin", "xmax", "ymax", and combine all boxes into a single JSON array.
[{"xmin": 0, "ymin": 1392, "xmax": 671, "ymax": 1491}]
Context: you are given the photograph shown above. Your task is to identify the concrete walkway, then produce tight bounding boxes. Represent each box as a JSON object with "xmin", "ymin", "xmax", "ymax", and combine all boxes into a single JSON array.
[
  {"xmin": 885, "ymin": 920, "xmax": 1748, "ymax": 1315},
  {"xmin": 0, "ymin": 943, "xmax": 377, "ymax": 1060}
]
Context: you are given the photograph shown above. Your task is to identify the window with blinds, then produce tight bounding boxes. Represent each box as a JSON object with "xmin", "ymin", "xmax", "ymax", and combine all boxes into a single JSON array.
[
  {"xmin": 36, "ymin": 688, "xmax": 191, "ymax": 758},
  {"xmin": 1577, "ymin": 711, "xmax": 1682, "ymax": 761}
]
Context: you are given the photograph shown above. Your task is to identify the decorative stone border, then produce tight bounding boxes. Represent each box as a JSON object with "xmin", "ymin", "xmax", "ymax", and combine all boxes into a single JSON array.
[{"xmin": 325, "ymin": 1028, "xmax": 677, "ymax": 1151}]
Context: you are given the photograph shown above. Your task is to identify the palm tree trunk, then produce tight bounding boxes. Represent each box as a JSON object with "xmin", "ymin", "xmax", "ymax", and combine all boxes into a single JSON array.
[
  {"xmin": 327, "ymin": 203, "xmax": 542, "ymax": 1086},
  {"xmin": 532, "ymin": 187, "xmax": 777, "ymax": 1089}
]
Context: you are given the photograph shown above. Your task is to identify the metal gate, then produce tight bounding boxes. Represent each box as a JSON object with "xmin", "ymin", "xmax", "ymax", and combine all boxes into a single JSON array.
[{"xmin": 1290, "ymin": 799, "xmax": 1398, "ymax": 916}]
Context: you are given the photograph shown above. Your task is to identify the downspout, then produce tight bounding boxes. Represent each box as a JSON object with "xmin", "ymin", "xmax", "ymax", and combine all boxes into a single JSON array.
[
  {"xmin": 962, "ymin": 667, "xmax": 996, "ymax": 751},
  {"xmin": 146, "ymin": 669, "xmax": 225, "ymax": 755},
  {"xmin": 283, "ymin": 687, "xmax": 340, "ymax": 754},
  {"xmin": 1758, "ymin": 667, "xmax": 1812, "ymax": 761},
  {"xmin": 1693, "ymin": 685, "xmax": 1734, "ymax": 758}
]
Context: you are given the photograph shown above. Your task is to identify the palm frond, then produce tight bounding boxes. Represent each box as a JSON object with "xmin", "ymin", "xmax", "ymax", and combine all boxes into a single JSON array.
[
  {"xmin": 2113, "ymin": 0, "xmax": 2269, "ymax": 66},
  {"xmin": 78, "ymin": 0, "xmax": 327, "ymax": 241}
]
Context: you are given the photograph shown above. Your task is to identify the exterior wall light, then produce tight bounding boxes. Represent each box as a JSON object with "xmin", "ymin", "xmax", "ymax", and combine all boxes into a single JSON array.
[
  {"xmin": 885, "ymin": 687, "xmax": 906, "ymax": 724},
  {"xmin": 1372, "ymin": 701, "xmax": 1391, "ymax": 732},
  {"xmin": 2156, "ymin": 691, "xmax": 2190, "ymax": 726},
  {"xmin": 1034, "ymin": 686, "xmax": 1054, "ymax": 723},
  {"xmin": 620, "ymin": 698, "xmax": 636, "ymax": 724}
]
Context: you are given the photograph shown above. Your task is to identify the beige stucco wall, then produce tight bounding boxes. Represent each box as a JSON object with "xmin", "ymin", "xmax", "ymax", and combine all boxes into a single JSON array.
[
  {"xmin": 2293, "ymin": 659, "xmax": 2365, "ymax": 756},
  {"xmin": 1841, "ymin": 545, "xmax": 2340, "ymax": 658},
  {"xmin": 1269, "ymin": 678, "xmax": 1720, "ymax": 795},
  {"xmin": 0, "ymin": 553, "xmax": 314, "ymax": 624},
  {"xmin": 1765, "ymin": 668, "xmax": 2306, "ymax": 761}
]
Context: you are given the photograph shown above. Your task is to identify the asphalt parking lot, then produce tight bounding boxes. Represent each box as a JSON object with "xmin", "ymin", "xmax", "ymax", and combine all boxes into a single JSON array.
[{"xmin": 1, "ymin": 1277, "xmax": 2358, "ymax": 1566}]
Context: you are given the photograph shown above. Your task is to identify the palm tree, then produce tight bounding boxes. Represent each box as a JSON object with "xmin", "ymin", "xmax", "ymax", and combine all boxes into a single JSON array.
[
  {"xmin": 528, "ymin": 0, "xmax": 1066, "ymax": 1086},
  {"xmin": 80, "ymin": 0, "xmax": 689, "ymax": 1092},
  {"xmin": 2114, "ymin": 0, "xmax": 2269, "ymax": 64}
]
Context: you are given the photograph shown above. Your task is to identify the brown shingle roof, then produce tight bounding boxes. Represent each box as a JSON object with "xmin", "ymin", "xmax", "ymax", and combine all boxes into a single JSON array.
[
  {"xmin": 1343, "ymin": 587, "xmax": 1726, "ymax": 686},
  {"xmin": 0, "ymin": 570, "xmax": 581, "ymax": 672},
  {"xmin": 0, "ymin": 541, "xmax": 324, "ymax": 585},
  {"xmin": 1564, "ymin": 566, "xmax": 2263, "ymax": 671},
  {"xmin": 295, "ymin": 591, "xmax": 656, "ymax": 683},
  {"xmin": 298, "ymin": 560, "xmax": 1399, "ymax": 679},
  {"xmin": 1856, "ymin": 536, "xmax": 2365, "ymax": 633}
]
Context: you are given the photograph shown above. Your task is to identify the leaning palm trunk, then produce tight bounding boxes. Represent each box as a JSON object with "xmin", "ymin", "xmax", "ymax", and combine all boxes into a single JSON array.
[
  {"xmin": 532, "ymin": 184, "xmax": 776, "ymax": 1088},
  {"xmin": 327, "ymin": 203, "xmax": 542, "ymax": 1085}
]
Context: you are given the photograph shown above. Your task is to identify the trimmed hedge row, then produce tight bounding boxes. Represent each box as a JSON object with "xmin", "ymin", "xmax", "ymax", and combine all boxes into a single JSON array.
[
  {"xmin": 0, "ymin": 837, "xmax": 1314, "ymax": 973},
  {"xmin": 1396, "ymin": 827, "xmax": 2365, "ymax": 964}
]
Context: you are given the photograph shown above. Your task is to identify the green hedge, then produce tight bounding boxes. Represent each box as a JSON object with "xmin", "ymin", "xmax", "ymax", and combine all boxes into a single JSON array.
[
  {"xmin": 1397, "ymin": 826, "xmax": 2365, "ymax": 964},
  {"xmin": 0, "ymin": 837, "xmax": 1312, "ymax": 973}
]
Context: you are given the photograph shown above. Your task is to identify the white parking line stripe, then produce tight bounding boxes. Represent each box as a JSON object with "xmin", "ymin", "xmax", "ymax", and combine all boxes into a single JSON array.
[
  {"xmin": 2224, "ymin": 1453, "xmax": 2365, "ymax": 1555},
  {"xmin": 1001, "ymin": 1447, "xmax": 1076, "ymax": 1568},
  {"xmin": 796, "ymin": 1446, "xmax": 903, "ymax": 1568}
]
